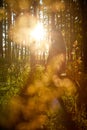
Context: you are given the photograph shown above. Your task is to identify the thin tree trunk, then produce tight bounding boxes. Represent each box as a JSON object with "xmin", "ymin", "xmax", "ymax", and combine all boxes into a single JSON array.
[{"xmin": 0, "ymin": 21, "xmax": 3, "ymax": 58}]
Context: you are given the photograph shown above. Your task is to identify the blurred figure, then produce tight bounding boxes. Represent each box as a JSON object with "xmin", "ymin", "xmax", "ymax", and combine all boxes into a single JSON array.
[{"xmin": 47, "ymin": 30, "xmax": 66, "ymax": 75}]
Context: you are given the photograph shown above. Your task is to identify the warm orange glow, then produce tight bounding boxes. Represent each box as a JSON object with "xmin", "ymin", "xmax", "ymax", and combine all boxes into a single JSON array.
[
  {"xmin": 30, "ymin": 22, "xmax": 49, "ymax": 51},
  {"xmin": 9, "ymin": 13, "xmax": 49, "ymax": 55},
  {"xmin": 31, "ymin": 23, "xmax": 45, "ymax": 41}
]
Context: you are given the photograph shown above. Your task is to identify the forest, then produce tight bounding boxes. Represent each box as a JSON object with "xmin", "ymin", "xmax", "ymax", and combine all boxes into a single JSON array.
[{"xmin": 0, "ymin": 0, "xmax": 87, "ymax": 130}]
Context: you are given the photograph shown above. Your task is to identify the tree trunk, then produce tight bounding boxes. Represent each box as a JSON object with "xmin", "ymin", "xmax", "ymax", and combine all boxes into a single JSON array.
[
  {"xmin": 0, "ymin": 0, "xmax": 3, "ymax": 58},
  {"xmin": 0, "ymin": 21, "xmax": 3, "ymax": 58},
  {"xmin": 79, "ymin": 0, "xmax": 87, "ymax": 72}
]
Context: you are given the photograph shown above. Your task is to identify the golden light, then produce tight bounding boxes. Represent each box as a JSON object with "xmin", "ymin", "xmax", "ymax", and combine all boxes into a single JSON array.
[
  {"xmin": 9, "ymin": 13, "xmax": 49, "ymax": 52},
  {"xmin": 31, "ymin": 23, "xmax": 45, "ymax": 41}
]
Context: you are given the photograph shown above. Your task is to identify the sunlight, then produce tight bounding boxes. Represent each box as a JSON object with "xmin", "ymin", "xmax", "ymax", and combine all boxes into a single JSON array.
[
  {"xmin": 9, "ymin": 13, "xmax": 48, "ymax": 51},
  {"xmin": 31, "ymin": 23, "xmax": 45, "ymax": 41}
]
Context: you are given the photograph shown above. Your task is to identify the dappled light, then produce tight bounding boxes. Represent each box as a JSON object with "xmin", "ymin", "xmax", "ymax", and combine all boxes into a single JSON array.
[
  {"xmin": 9, "ymin": 14, "xmax": 37, "ymax": 45},
  {"xmin": 0, "ymin": 0, "xmax": 87, "ymax": 130},
  {"xmin": 0, "ymin": 53, "xmax": 77, "ymax": 130},
  {"xmin": 43, "ymin": 0, "xmax": 65, "ymax": 12},
  {"xmin": 5, "ymin": 0, "xmax": 31, "ymax": 12},
  {"xmin": 9, "ymin": 13, "xmax": 48, "ymax": 53}
]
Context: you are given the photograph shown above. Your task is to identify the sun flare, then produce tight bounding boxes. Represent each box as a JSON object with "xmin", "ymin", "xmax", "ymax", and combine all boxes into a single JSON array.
[{"xmin": 31, "ymin": 23, "xmax": 45, "ymax": 41}]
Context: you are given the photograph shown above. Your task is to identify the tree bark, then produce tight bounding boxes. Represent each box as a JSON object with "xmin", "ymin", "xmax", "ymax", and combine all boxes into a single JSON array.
[
  {"xmin": 0, "ymin": 0, "xmax": 3, "ymax": 58},
  {"xmin": 79, "ymin": 0, "xmax": 87, "ymax": 72},
  {"xmin": 0, "ymin": 22, "xmax": 3, "ymax": 58}
]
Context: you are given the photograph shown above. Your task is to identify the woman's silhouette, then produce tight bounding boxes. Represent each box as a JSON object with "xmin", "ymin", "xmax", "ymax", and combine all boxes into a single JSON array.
[{"xmin": 47, "ymin": 30, "xmax": 66, "ymax": 75}]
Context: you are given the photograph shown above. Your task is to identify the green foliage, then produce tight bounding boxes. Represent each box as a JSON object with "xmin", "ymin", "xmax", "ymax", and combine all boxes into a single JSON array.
[
  {"xmin": 0, "ymin": 60, "xmax": 30, "ymax": 106},
  {"xmin": 0, "ymin": 55, "xmax": 77, "ymax": 130},
  {"xmin": 0, "ymin": 58, "xmax": 87, "ymax": 130},
  {"xmin": 65, "ymin": 48, "xmax": 87, "ymax": 130},
  {"xmin": 66, "ymin": 41, "xmax": 83, "ymax": 82},
  {"xmin": 8, "ymin": 61, "xmax": 30, "ymax": 88},
  {"xmin": 0, "ymin": 0, "xmax": 86, "ymax": 129},
  {"xmin": 46, "ymin": 108, "xmax": 67, "ymax": 130},
  {"xmin": 32, "ymin": 65, "xmax": 45, "ymax": 80}
]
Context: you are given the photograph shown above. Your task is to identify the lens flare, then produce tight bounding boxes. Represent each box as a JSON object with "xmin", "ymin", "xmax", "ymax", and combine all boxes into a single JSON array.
[{"xmin": 31, "ymin": 23, "xmax": 45, "ymax": 41}]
